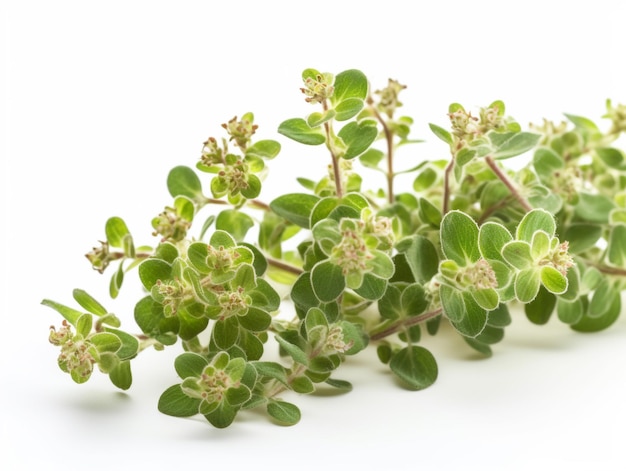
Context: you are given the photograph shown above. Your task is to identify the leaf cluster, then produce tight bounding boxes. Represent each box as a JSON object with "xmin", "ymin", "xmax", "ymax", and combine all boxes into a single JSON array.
[{"xmin": 42, "ymin": 69, "xmax": 626, "ymax": 429}]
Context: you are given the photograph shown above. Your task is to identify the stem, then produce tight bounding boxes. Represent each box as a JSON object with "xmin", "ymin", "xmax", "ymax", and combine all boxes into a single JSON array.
[
  {"xmin": 485, "ymin": 156, "xmax": 532, "ymax": 212},
  {"xmin": 266, "ymin": 257, "xmax": 304, "ymax": 276},
  {"xmin": 369, "ymin": 308, "xmax": 443, "ymax": 341},
  {"xmin": 200, "ymin": 196, "xmax": 271, "ymax": 212},
  {"xmin": 579, "ymin": 258, "xmax": 626, "ymax": 277},
  {"xmin": 369, "ymin": 100, "xmax": 395, "ymax": 204},
  {"xmin": 322, "ymin": 101, "xmax": 344, "ymax": 198}
]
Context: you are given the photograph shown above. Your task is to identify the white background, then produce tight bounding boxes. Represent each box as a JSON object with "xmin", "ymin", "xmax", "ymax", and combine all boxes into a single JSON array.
[{"xmin": 4, "ymin": 1, "xmax": 626, "ymax": 470}]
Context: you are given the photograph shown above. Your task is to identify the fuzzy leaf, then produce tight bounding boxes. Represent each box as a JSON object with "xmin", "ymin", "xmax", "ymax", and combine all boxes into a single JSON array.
[
  {"xmin": 167, "ymin": 166, "xmax": 203, "ymax": 200},
  {"xmin": 105, "ymin": 217, "xmax": 131, "ymax": 249},
  {"xmin": 158, "ymin": 385, "xmax": 200, "ymax": 417},
  {"xmin": 311, "ymin": 261, "xmax": 345, "ymax": 302},
  {"xmin": 278, "ymin": 118, "xmax": 326, "ymax": 145},
  {"xmin": 540, "ymin": 266, "xmax": 568, "ymax": 294},
  {"xmin": 246, "ymin": 139, "xmax": 281, "ymax": 160},
  {"xmin": 267, "ymin": 400, "xmax": 301, "ymax": 426},
  {"xmin": 270, "ymin": 193, "xmax": 320, "ymax": 229},
  {"xmin": 516, "ymin": 208, "xmax": 556, "ymax": 242},
  {"xmin": 449, "ymin": 292, "xmax": 489, "ymax": 338},
  {"xmin": 175, "ymin": 353, "xmax": 208, "ymax": 379},
  {"xmin": 330, "ymin": 69, "xmax": 368, "ymax": 104},
  {"xmin": 490, "ymin": 131, "xmax": 541, "ymax": 160},
  {"xmin": 440, "ymin": 210, "xmax": 480, "ymax": 265},
  {"xmin": 389, "ymin": 346, "xmax": 438, "ymax": 391},
  {"xmin": 429, "ymin": 123, "xmax": 452, "ymax": 145},
  {"xmin": 337, "ymin": 120, "xmax": 378, "ymax": 159},
  {"xmin": 607, "ymin": 224, "xmax": 626, "ymax": 267},
  {"xmin": 72, "ymin": 289, "xmax": 107, "ymax": 316},
  {"xmin": 108, "ymin": 360, "xmax": 132, "ymax": 390},
  {"xmin": 525, "ymin": 287, "xmax": 556, "ymax": 324}
]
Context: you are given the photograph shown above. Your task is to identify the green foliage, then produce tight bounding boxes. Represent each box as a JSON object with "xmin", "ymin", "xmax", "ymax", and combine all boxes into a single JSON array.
[{"xmin": 42, "ymin": 67, "xmax": 626, "ymax": 430}]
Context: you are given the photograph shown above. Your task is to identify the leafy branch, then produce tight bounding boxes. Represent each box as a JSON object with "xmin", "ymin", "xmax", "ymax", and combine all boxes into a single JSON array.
[{"xmin": 42, "ymin": 68, "xmax": 626, "ymax": 429}]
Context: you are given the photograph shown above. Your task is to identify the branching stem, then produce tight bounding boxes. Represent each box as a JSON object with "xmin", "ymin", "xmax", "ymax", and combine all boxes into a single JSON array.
[
  {"xmin": 369, "ymin": 308, "xmax": 443, "ymax": 341},
  {"xmin": 485, "ymin": 156, "xmax": 532, "ymax": 212}
]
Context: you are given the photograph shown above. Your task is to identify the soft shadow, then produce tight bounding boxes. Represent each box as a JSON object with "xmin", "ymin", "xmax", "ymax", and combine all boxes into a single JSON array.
[{"xmin": 60, "ymin": 389, "xmax": 132, "ymax": 414}]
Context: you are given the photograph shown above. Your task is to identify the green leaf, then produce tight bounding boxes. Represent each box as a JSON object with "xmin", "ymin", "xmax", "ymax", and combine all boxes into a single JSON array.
[
  {"xmin": 167, "ymin": 165, "xmax": 203, "ymax": 200},
  {"xmin": 108, "ymin": 360, "xmax": 132, "ymax": 390},
  {"xmin": 105, "ymin": 217, "xmax": 131, "ymax": 248},
  {"xmin": 158, "ymin": 384, "xmax": 200, "ymax": 417},
  {"xmin": 252, "ymin": 361, "xmax": 289, "ymax": 384},
  {"xmin": 311, "ymin": 261, "xmax": 345, "ymax": 302},
  {"xmin": 501, "ymin": 241, "xmax": 533, "ymax": 270},
  {"xmin": 270, "ymin": 193, "xmax": 320, "ymax": 229},
  {"xmin": 90, "ymin": 332, "xmax": 121, "ymax": 354},
  {"xmin": 72, "ymin": 289, "xmax": 107, "ymax": 316},
  {"xmin": 109, "ymin": 263, "xmax": 124, "ymax": 299},
  {"xmin": 572, "ymin": 287, "xmax": 621, "ymax": 332},
  {"xmin": 215, "ymin": 209, "xmax": 254, "ymax": 241},
  {"xmin": 563, "ymin": 224, "xmax": 602, "ymax": 253},
  {"xmin": 41, "ymin": 299, "xmax": 83, "ymax": 326},
  {"xmin": 339, "ymin": 321, "xmax": 368, "ymax": 355},
  {"xmin": 225, "ymin": 385, "xmax": 252, "ymax": 406},
  {"xmin": 516, "ymin": 208, "xmax": 556, "ymax": 242},
  {"xmin": 533, "ymin": 147, "xmax": 564, "ymax": 177},
  {"xmin": 607, "ymin": 224, "xmax": 626, "ymax": 267},
  {"xmin": 470, "ymin": 287, "xmax": 499, "ymax": 311},
  {"xmin": 440, "ymin": 210, "xmax": 480, "ymax": 265},
  {"xmin": 241, "ymin": 174, "xmax": 262, "ymax": 199},
  {"xmin": 330, "ymin": 69, "xmax": 368, "ymax": 104},
  {"xmin": 103, "ymin": 328, "xmax": 139, "ymax": 359},
  {"xmin": 175, "ymin": 352, "xmax": 208, "ymax": 379},
  {"xmin": 419, "ymin": 197, "xmax": 442, "ymax": 228},
  {"xmin": 275, "ymin": 335, "xmax": 309, "ymax": 366},
  {"xmin": 205, "ymin": 403, "xmax": 238, "ymax": 429},
  {"xmin": 439, "ymin": 284, "xmax": 465, "ymax": 322},
  {"xmin": 267, "ymin": 400, "xmax": 301, "ymax": 426},
  {"xmin": 304, "ymin": 307, "xmax": 329, "ymax": 334},
  {"xmin": 212, "ymin": 317, "xmax": 239, "ymax": 350},
  {"xmin": 524, "ymin": 287, "xmax": 556, "ymax": 324},
  {"xmin": 478, "ymin": 222, "xmax": 513, "ymax": 263},
  {"xmin": 490, "ymin": 131, "xmax": 541, "ymax": 160},
  {"xmin": 76, "ymin": 313, "xmax": 93, "ymax": 338},
  {"xmin": 353, "ymin": 273, "xmax": 387, "ymax": 300},
  {"xmin": 277, "ymin": 118, "xmax": 326, "ymax": 145},
  {"xmin": 557, "ymin": 298, "xmax": 584, "ymax": 325},
  {"xmin": 324, "ymin": 378, "xmax": 353, "ymax": 391},
  {"xmin": 515, "ymin": 268, "xmax": 541, "ymax": 303},
  {"xmin": 378, "ymin": 283, "xmax": 402, "ymax": 320},
  {"xmin": 401, "ymin": 235, "xmax": 439, "ymax": 283},
  {"xmin": 246, "ymin": 139, "xmax": 281, "ymax": 160},
  {"xmin": 290, "ymin": 272, "xmax": 320, "ymax": 314},
  {"xmin": 307, "ymin": 109, "xmax": 336, "ymax": 128},
  {"xmin": 359, "ymin": 148, "xmax": 385, "ymax": 170},
  {"xmin": 428, "ymin": 123, "xmax": 452, "ymax": 145},
  {"xmin": 389, "ymin": 346, "xmax": 438, "ymax": 391},
  {"xmin": 574, "ymin": 192, "xmax": 615, "ymax": 224},
  {"xmin": 564, "ymin": 113, "xmax": 600, "ymax": 132},
  {"xmin": 596, "ymin": 147, "xmax": 626, "ymax": 169},
  {"xmin": 401, "ymin": 283, "xmax": 428, "ymax": 317},
  {"xmin": 413, "ymin": 166, "xmax": 438, "ymax": 192},
  {"xmin": 291, "ymin": 376, "xmax": 315, "ymax": 394},
  {"xmin": 337, "ymin": 121, "xmax": 378, "ymax": 159},
  {"xmin": 540, "ymin": 266, "xmax": 568, "ymax": 294},
  {"xmin": 334, "ymin": 97, "xmax": 364, "ymax": 121},
  {"xmin": 239, "ymin": 307, "xmax": 271, "ymax": 332},
  {"xmin": 449, "ymin": 292, "xmax": 489, "ymax": 338},
  {"xmin": 138, "ymin": 259, "xmax": 172, "ymax": 290}
]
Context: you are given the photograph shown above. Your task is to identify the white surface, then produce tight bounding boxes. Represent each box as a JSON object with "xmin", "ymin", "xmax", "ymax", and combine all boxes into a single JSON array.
[{"xmin": 4, "ymin": 1, "xmax": 626, "ymax": 470}]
